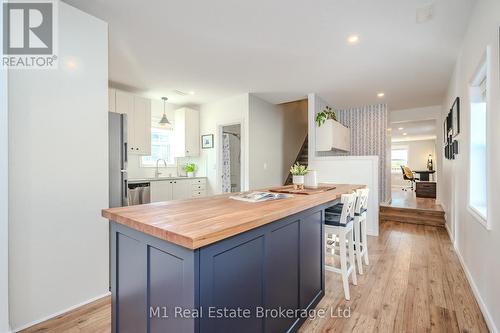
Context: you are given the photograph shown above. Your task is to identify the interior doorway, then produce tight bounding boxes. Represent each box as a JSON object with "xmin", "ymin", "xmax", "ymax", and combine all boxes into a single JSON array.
[{"xmin": 221, "ymin": 124, "xmax": 242, "ymax": 193}]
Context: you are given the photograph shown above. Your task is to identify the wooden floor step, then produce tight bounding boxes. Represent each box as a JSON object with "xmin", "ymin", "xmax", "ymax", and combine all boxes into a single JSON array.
[{"xmin": 379, "ymin": 206, "xmax": 445, "ymax": 227}]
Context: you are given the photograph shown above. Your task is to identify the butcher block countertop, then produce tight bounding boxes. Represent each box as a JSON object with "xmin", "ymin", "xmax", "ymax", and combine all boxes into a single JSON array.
[{"xmin": 102, "ymin": 183, "xmax": 365, "ymax": 250}]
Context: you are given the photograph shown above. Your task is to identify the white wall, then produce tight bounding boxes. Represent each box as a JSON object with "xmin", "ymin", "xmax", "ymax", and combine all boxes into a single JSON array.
[
  {"xmin": 390, "ymin": 105, "xmax": 441, "ymax": 123},
  {"xmin": 0, "ymin": 2, "xmax": 10, "ymax": 331},
  {"xmin": 309, "ymin": 156, "xmax": 379, "ymax": 236},
  {"xmin": 8, "ymin": 3, "xmax": 109, "ymax": 330},
  {"xmin": 248, "ymin": 95, "xmax": 285, "ymax": 189},
  {"xmin": 308, "ymin": 93, "xmax": 379, "ymax": 235},
  {"xmin": 391, "ymin": 139, "xmax": 436, "ymax": 187},
  {"xmin": 200, "ymin": 94, "xmax": 250, "ymax": 195},
  {"xmin": 441, "ymin": 0, "xmax": 500, "ymax": 331}
]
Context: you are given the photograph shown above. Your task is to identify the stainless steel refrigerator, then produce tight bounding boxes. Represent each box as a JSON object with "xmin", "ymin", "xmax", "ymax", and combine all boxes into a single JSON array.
[{"xmin": 109, "ymin": 112, "xmax": 128, "ymax": 208}]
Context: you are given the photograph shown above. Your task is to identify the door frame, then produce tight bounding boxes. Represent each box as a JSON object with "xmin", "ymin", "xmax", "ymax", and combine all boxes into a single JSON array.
[{"xmin": 216, "ymin": 121, "xmax": 246, "ymax": 193}]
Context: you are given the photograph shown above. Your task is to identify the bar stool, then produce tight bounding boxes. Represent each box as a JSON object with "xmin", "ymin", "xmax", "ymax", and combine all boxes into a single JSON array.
[
  {"xmin": 353, "ymin": 188, "xmax": 370, "ymax": 275},
  {"xmin": 324, "ymin": 192, "xmax": 357, "ymax": 300}
]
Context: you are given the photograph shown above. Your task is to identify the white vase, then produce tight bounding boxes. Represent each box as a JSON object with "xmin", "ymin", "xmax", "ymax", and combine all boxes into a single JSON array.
[
  {"xmin": 305, "ymin": 170, "xmax": 318, "ymax": 188},
  {"xmin": 187, "ymin": 172, "xmax": 194, "ymax": 178},
  {"xmin": 292, "ymin": 175, "xmax": 304, "ymax": 185}
]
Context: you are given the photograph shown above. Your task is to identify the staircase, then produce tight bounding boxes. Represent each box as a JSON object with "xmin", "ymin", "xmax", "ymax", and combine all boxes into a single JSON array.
[
  {"xmin": 285, "ymin": 135, "xmax": 308, "ymax": 185},
  {"xmin": 379, "ymin": 205, "xmax": 446, "ymax": 227}
]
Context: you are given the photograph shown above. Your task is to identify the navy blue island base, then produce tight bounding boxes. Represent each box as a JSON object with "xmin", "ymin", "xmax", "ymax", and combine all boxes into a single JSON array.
[{"xmin": 109, "ymin": 200, "xmax": 339, "ymax": 333}]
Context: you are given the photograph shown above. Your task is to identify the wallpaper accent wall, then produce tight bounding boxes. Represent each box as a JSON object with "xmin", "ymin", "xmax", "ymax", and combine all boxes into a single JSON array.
[{"xmin": 334, "ymin": 104, "xmax": 390, "ymax": 202}]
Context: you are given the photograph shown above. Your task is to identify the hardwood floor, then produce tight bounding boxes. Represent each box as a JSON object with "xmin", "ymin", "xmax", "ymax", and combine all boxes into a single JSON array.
[
  {"xmin": 21, "ymin": 222, "xmax": 488, "ymax": 333},
  {"xmin": 379, "ymin": 189, "xmax": 446, "ymax": 227}
]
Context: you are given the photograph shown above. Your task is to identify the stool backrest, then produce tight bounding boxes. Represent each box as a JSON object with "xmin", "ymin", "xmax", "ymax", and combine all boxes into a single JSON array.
[
  {"xmin": 339, "ymin": 192, "xmax": 357, "ymax": 224},
  {"xmin": 355, "ymin": 188, "xmax": 369, "ymax": 214}
]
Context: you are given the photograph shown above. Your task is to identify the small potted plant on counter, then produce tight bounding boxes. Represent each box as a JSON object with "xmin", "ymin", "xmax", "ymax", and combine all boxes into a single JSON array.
[
  {"xmin": 183, "ymin": 163, "xmax": 197, "ymax": 178},
  {"xmin": 290, "ymin": 162, "xmax": 308, "ymax": 190}
]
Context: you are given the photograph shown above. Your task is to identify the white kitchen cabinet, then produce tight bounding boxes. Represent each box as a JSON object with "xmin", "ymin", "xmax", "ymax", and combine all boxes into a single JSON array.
[
  {"xmin": 115, "ymin": 90, "xmax": 151, "ymax": 155},
  {"xmin": 133, "ymin": 96, "xmax": 151, "ymax": 155},
  {"xmin": 174, "ymin": 107, "xmax": 199, "ymax": 157},
  {"xmin": 150, "ymin": 178, "xmax": 206, "ymax": 202},
  {"xmin": 108, "ymin": 88, "xmax": 116, "ymax": 113},
  {"xmin": 315, "ymin": 119, "xmax": 351, "ymax": 152},
  {"xmin": 172, "ymin": 179, "xmax": 193, "ymax": 200},
  {"xmin": 150, "ymin": 181, "xmax": 173, "ymax": 202}
]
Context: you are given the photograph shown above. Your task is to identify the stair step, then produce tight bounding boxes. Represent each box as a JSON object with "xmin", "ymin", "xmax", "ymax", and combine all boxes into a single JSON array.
[{"xmin": 379, "ymin": 206, "xmax": 445, "ymax": 227}]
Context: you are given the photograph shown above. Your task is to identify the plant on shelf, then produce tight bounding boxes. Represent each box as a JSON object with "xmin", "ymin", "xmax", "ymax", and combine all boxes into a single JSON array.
[
  {"xmin": 290, "ymin": 162, "xmax": 308, "ymax": 190},
  {"xmin": 315, "ymin": 105, "xmax": 337, "ymax": 127},
  {"xmin": 183, "ymin": 163, "xmax": 197, "ymax": 178}
]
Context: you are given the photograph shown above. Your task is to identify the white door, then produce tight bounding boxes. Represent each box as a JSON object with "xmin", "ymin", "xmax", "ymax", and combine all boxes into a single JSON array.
[{"xmin": 150, "ymin": 181, "xmax": 173, "ymax": 202}]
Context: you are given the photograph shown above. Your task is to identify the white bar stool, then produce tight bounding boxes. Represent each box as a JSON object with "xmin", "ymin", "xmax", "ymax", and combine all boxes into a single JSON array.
[
  {"xmin": 353, "ymin": 188, "xmax": 370, "ymax": 275},
  {"xmin": 324, "ymin": 192, "xmax": 357, "ymax": 300}
]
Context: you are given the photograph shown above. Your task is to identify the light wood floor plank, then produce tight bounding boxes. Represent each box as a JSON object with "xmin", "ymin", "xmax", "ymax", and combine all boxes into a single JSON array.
[{"xmin": 20, "ymin": 221, "xmax": 488, "ymax": 333}]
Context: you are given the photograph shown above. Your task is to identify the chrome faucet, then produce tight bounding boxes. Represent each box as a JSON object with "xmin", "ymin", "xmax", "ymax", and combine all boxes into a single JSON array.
[{"xmin": 155, "ymin": 159, "xmax": 167, "ymax": 178}]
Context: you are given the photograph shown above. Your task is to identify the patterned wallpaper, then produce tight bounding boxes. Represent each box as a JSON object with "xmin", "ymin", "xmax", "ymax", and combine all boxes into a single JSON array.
[{"xmin": 329, "ymin": 104, "xmax": 390, "ymax": 202}]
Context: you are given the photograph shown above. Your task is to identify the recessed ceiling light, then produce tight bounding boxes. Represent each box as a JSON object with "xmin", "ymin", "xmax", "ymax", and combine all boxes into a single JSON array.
[
  {"xmin": 398, "ymin": 127, "xmax": 404, "ymax": 130},
  {"xmin": 189, "ymin": 91, "xmax": 195, "ymax": 95},
  {"xmin": 347, "ymin": 35, "xmax": 359, "ymax": 44},
  {"xmin": 377, "ymin": 92, "xmax": 385, "ymax": 98},
  {"xmin": 403, "ymin": 133, "xmax": 408, "ymax": 136}
]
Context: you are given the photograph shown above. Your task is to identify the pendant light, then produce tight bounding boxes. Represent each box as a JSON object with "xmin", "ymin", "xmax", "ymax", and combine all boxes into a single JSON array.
[{"xmin": 159, "ymin": 97, "xmax": 171, "ymax": 127}]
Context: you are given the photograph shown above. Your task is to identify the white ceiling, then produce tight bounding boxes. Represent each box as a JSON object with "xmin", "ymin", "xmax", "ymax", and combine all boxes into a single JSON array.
[
  {"xmin": 391, "ymin": 119, "xmax": 437, "ymax": 142},
  {"xmin": 64, "ymin": 0, "xmax": 475, "ymax": 109}
]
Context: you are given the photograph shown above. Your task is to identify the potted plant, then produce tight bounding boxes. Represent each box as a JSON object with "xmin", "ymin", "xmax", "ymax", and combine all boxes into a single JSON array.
[
  {"xmin": 183, "ymin": 163, "xmax": 197, "ymax": 178},
  {"xmin": 315, "ymin": 105, "xmax": 337, "ymax": 127},
  {"xmin": 290, "ymin": 162, "xmax": 308, "ymax": 190}
]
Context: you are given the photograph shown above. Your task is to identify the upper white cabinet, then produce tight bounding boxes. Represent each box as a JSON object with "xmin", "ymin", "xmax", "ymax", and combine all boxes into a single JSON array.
[
  {"xmin": 316, "ymin": 119, "xmax": 351, "ymax": 152},
  {"xmin": 174, "ymin": 107, "xmax": 200, "ymax": 157},
  {"xmin": 114, "ymin": 90, "xmax": 151, "ymax": 155}
]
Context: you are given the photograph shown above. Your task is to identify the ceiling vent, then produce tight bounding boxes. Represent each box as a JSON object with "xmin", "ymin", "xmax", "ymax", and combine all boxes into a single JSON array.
[
  {"xmin": 416, "ymin": 4, "xmax": 434, "ymax": 24},
  {"xmin": 172, "ymin": 89, "xmax": 189, "ymax": 96}
]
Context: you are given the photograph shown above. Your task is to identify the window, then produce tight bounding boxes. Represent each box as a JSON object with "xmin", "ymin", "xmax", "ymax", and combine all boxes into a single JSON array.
[
  {"xmin": 391, "ymin": 147, "xmax": 408, "ymax": 173},
  {"xmin": 141, "ymin": 127, "xmax": 175, "ymax": 166},
  {"xmin": 468, "ymin": 50, "xmax": 489, "ymax": 224}
]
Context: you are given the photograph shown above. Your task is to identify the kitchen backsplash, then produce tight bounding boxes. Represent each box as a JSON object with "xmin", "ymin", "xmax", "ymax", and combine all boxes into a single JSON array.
[{"xmin": 127, "ymin": 155, "xmax": 206, "ymax": 179}]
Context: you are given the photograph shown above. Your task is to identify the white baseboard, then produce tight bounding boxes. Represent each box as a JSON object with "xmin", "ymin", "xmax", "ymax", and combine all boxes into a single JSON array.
[
  {"xmin": 12, "ymin": 292, "xmax": 110, "ymax": 332},
  {"xmin": 451, "ymin": 241, "xmax": 498, "ymax": 333}
]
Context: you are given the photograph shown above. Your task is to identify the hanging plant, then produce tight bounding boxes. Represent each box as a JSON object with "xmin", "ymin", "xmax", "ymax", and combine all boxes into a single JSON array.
[{"xmin": 315, "ymin": 106, "xmax": 337, "ymax": 127}]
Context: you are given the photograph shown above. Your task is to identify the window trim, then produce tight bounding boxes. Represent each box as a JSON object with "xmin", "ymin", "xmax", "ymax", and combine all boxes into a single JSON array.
[
  {"xmin": 467, "ymin": 46, "xmax": 491, "ymax": 230},
  {"xmin": 391, "ymin": 146, "xmax": 409, "ymax": 174}
]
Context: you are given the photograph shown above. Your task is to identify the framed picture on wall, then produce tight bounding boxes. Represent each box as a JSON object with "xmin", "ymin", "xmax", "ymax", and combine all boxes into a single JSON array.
[
  {"xmin": 201, "ymin": 134, "xmax": 214, "ymax": 149},
  {"xmin": 443, "ymin": 119, "xmax": 447, "ymax": 143},
  {"xmin": 451, "ymin": 97, "xmax": 460, "ymax": 137}
]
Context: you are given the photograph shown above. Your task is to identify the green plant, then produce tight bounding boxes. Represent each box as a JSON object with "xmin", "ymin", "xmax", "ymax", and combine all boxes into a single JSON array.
[
  {"xmin": 315, "ymin": 106, "xmax": 337, "ymax": 127},
  {"xmin": 183, "ymin": 163, "xmax": 197, "ymax": 173},
  {"xmin": 290, "ymin": 162, "xmax": 308, "ymax": 176}
]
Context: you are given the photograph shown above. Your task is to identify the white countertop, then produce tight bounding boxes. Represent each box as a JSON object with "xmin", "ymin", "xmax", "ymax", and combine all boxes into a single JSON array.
[{"xmin": 128, "ymin": 176, "xmax": 206, "ymax": 184}]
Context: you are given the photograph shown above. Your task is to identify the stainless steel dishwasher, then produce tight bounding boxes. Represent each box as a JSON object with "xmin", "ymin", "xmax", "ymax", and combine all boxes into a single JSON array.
[{"xmin": 127, "ymin": 182, "xmax": 151, "ymax": 205}]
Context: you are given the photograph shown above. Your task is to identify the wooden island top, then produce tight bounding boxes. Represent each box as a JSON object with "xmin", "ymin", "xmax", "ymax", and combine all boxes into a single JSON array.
[{"xmin": 102, "ymin": 183, "xmax": 365, "ymax": 249}]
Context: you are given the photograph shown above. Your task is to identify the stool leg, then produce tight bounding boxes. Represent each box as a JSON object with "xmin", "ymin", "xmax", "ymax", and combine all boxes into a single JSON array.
[
  {"xmin": 361, "ymin": 219, "xmax": 369, "ymax": 265},
  {"xmin": 339, "ymin": 231, "xmax": 350, "ymax": 300},
  {"xmin": 348, "ymin": 229, "xmax": 357, "ymax": 286},
  {"xmin": 354, "ymin": 219, "xmax": 363, "ymax": 275}
]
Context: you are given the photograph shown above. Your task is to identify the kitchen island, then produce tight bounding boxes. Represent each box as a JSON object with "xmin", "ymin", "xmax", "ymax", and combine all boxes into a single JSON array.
[{"xmin": 102, "ymin": 184, "xmax": 364, "ymax": 333}]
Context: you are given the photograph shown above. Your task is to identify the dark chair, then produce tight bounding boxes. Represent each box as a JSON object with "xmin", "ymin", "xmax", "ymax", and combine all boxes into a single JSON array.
[{"xmin": 400, "ymin": 165, "xmax": 419, "ymax": 191}]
